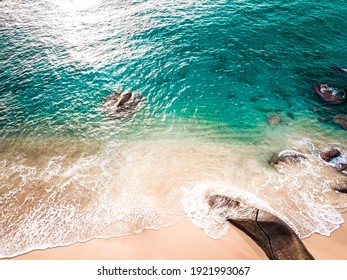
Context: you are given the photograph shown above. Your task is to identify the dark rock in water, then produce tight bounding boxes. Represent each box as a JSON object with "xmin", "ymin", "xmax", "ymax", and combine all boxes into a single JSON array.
[
  {"xmin": 312, "ymin": 83, "xmax": 347, "ymax": 105},
  {"xmin": 102, "ymin": 90, "xmax": 142, "ymax": 119},
  {"xmin": 320, "ymin": 148, "xmax": 341, "ymax": 162},
  {"xmin": 336, "ymin": 163, "xmax": 347, "ymax": 173},
  {"xmin": 105, "ymin": 90, "xmax": 132, "ymax": 106},
  {"xmin": 332, "ymin": 180, "xmax": 347, "ymax": 194},
  {"xmin": 208, "ymin": 194, "xmax": 314, "ymax": 260},
  {"xmin": 267, "ymin": 114, "xmax": 281, "ymax": 125},
  {"xmin": 319, "ymin": 148, "xmax": 347, "ymax": 175},
  {"xmin": 115, "ymin": 92, "xmax": 132, "ymax": 106},
  {"xmin": 269, "ymin": 150, "xmax": 307, "ymax": 165},
  {"xmin": 331, "ymin": 64, "xmax": 347, "ymax": 76},
  {"xmin": 333, "ymin": 115, "xmax": 347, "ymax": 130}
]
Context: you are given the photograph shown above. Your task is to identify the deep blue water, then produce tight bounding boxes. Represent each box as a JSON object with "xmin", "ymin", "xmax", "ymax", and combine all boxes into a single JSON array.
[{"xmin": 0, "ymin": 0, "xmax": 347, "ymax": 258}]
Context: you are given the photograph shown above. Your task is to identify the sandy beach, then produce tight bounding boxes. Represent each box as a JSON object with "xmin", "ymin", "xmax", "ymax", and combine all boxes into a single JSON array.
[
  {"xmin": 1, "ymin": 0, "xmax": 347, "ymax": 266},
  {"xmin": 7, "ymin": 213, "xmax": 347, "ymax": 260},
  {"xmin": 303, "ymin": 213, "xmax": 347, "ymax": 260}
]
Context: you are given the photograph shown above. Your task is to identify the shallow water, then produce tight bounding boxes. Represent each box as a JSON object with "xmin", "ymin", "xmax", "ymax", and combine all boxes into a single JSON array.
[{"xmin": 0, "ymin": 0, "xmax": 346, "ymax": 258}]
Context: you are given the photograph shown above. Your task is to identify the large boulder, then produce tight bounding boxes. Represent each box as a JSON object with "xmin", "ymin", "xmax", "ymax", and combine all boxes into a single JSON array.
[{"xmin": 207, "ymin": 195, "xmax": 314, "ymax": 260}]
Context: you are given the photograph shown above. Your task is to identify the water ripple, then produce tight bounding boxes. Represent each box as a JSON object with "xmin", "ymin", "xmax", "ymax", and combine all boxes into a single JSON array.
[{"xmin": 1, "ymin": 0, "xmax": 347, "ymax": 257}]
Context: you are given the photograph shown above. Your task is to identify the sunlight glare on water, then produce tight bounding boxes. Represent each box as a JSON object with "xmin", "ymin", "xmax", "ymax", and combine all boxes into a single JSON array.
[{"xmin": 56, "ymin": 0, "xmax": 102, "ymax": 12}]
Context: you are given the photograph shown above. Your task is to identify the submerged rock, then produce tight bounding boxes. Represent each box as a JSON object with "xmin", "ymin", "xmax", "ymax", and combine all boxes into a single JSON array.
[
  {"xmin": 207, "ymin": 194, "xmax": 314, "ymax": 260},
  {"xmin": 269, "ymin": 150, "xmax": 307, "ymax": 165},
  {"xmin": 102, "ymin": 90, "xmax": 142, "ymax": 119},
  {"xmin": 320, "ymin": 148, "xmax": 341, "ymax": 162},
  {"xmin": 267, "ymin": 114, "xmax": 282, "ymax": 125},
  {"xmin": 333, "ymin": 115, "xmax": 347, "ymax": 131}
]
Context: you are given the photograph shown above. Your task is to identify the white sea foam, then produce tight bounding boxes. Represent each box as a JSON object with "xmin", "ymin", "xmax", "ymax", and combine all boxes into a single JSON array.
[
  {"xmin": 0, "ymin": 129, "xmax": 346, "ymax": 258},
  {"xmin": 181, "ymin": 135, "xmax": 347, "ymax": 240}
]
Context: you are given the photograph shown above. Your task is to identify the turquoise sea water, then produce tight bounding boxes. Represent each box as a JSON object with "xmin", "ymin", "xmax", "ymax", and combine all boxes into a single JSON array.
[{"xmin": 1, "ymin": 0, "xmax": 347, "ymax": 258}]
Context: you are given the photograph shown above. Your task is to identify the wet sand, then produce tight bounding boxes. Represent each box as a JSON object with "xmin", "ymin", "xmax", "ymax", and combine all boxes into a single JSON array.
[
  {"xmin": 303, "ymin": 213, "xmax": 347, "ymax": 260},
  {"xmin": 8, "ymin": 213, "xmax": 347, "ymax": 260}
]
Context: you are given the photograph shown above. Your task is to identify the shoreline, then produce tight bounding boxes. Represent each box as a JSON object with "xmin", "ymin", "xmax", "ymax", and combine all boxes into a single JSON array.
[
  {"xmin": 8, "ymin": 218, "xmax": 267, "ymax": 260},
  {"xmin": 7, "ymin": 213, "xmax": 347, "ymax": 260},
  {"xmin": 303, "ymin": 212, "xmax": 347, "ymax": 260}
]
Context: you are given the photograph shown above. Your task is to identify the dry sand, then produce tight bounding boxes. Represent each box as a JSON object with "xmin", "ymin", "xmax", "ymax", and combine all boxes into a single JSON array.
[{"xmin": 7, "ymin": 213, "xmax": 347, "ymax": 260}]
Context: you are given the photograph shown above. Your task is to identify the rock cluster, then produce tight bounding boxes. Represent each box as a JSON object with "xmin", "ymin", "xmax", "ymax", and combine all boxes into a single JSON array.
[
  {"xmin": 319, "ymin": 148, "xmax": 347, "ymax": 192},
  {"xmin": 269, "ymin": 146, "xmax": 347, "ymax": 193}
]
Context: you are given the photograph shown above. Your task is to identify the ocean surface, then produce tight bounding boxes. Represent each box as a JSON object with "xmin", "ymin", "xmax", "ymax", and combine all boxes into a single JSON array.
[{"xmin": 1, "ymin": 0, "xmax": 346, "ymax": 258}]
